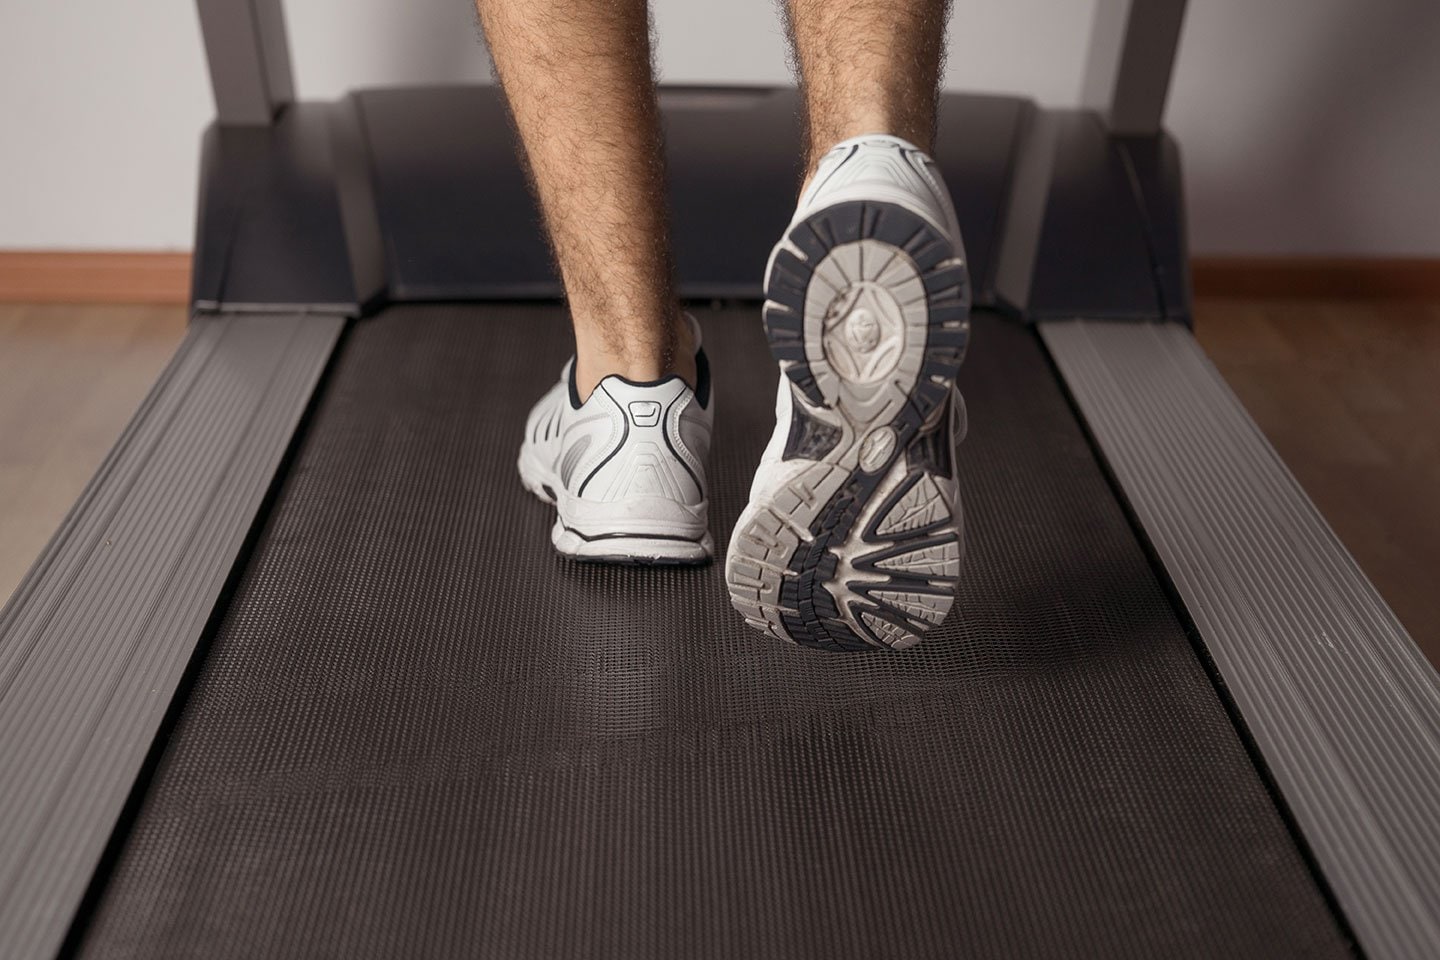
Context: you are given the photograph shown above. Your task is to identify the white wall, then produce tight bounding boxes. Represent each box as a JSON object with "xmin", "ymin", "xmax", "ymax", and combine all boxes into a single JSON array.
[
  {"xmin": 0, "ymin": 4, "xmax": 212, "ymax": 250},
  {"xmin": 2, "ymin": 0, "xmax": 1437, "ymax": 255},
  {"xmin": 1172, "ymin": 0, "xmax": 1440, "ymax": 256}
]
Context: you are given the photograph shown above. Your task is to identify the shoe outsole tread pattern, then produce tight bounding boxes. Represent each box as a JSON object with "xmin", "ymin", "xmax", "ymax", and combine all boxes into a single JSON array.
[{"xmin": 728, "ymin": 199, "xmax": 970, "ymax": 652}]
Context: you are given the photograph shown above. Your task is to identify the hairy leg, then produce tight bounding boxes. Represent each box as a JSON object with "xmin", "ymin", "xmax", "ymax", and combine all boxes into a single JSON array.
[
  {"xmin": 781, "ymin": 0, "xmax": 952, "ymax": 174},
  {"xmin": 476, "ymin": 0, "xmax": 692, "ymax": 399}
]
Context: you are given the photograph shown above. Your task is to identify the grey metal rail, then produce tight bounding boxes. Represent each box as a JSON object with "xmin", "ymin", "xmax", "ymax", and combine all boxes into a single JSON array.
[
  {"xmin": 1044, "ymin": 318, "xmax": 1440, "ymax": 960},
  {"xmin": 0, "ymin": 313, "xmax": 341, "ymax": 960}
]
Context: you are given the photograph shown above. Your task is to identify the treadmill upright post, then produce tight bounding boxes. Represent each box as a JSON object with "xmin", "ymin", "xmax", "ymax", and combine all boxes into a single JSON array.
[
  {"xmin": 1081, "ymin": 0, "xmax": 1189, "ymax": 136},
  {"xmin": 195, "ymin": 0, "xmax": 295, "ymax": 126}
]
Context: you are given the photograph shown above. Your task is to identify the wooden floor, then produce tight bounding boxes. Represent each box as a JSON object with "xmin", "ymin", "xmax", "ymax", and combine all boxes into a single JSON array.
[
  {"xmin": 0, "ymin": 304, "xmax": 188, "ymax": 606},
  {"xmin": 0, "ymin": 299, "xmax": 1436, "ymax": 666}
]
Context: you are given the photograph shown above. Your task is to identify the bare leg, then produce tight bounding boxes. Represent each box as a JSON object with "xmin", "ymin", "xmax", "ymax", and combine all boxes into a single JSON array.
[
  {"xmin": 782, "ymin": 0, "xmax": 952, "ymax": 176},
  {"xmin": 476, "ymin": 0, "xmax": 693, "ymax": 400}
]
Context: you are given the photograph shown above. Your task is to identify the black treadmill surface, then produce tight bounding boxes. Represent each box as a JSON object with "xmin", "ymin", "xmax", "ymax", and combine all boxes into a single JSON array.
[{"xmin": 77, "ymin": 307, "xmax": 1347, "ymax": 959}]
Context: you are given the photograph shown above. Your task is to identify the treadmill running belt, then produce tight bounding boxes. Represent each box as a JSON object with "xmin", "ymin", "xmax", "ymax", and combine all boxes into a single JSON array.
[{"xmin": 76, "ymin": 306, "xmax": 1350, "ymax": 959}]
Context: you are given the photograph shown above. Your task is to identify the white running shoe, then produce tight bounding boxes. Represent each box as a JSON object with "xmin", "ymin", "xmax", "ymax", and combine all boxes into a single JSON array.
[
  {"xmin": 518, "ymin": 318, "xmax": 714, "ymax": 564},
  {"xmin": 725, "ymin": 134, "xmax": 971, "ymax": 651}
]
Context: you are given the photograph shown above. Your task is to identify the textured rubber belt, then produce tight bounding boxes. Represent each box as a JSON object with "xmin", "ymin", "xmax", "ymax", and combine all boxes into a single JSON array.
[{"xmin": 76, "ymin": 306, "xmax": 1348, "ymax": 959}]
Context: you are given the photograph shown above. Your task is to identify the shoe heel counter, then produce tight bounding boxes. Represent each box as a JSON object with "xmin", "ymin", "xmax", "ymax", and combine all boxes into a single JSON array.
[
  {"xmin": 802, "ymin": 140, "xmax": 961, "ymax": 245},
  {"xmin": 907, "ymin": 151, "xmax": 964, "ymax": 247},
  {"xmin": 582, "ymin": 379, "xmax": 709, "ymax": 507},
  {"xmin": 611, "ymin": 440, "xmax": 697, "ymax": 503}
]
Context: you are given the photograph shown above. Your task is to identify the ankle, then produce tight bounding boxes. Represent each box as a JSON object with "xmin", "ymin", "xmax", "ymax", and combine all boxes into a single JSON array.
[{"xmin": 573, "ymin": 313, "xmax": 698, "ymax": 402}]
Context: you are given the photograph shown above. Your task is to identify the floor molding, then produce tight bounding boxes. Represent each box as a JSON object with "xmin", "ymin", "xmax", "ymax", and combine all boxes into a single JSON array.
[
  {"xmin": 2, "ymin": 251, "xmax": 1438, "ymax": 305},
  {"xmin": 0, "ymin": 251, "xmax": 191, "ymax": 304},
  {"xmin": 1192, "ymin": 257, "xmax": 1440, "ymax": 299}
]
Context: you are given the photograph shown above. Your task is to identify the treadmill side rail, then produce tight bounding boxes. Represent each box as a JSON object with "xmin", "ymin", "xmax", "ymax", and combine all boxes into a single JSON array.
[
  {"xmin": 1044, "ymin": 318, "xmax": 1440, "ymax": 960},
  {"xmin": 0, "ymin": 314, "xmax": 342, "ymax": 960}
]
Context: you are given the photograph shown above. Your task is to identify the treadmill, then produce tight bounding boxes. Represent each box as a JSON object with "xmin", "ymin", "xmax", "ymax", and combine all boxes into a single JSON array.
[{"xmin": 3, "ymin": 1, "xmax": 1438, "ymax": 957}]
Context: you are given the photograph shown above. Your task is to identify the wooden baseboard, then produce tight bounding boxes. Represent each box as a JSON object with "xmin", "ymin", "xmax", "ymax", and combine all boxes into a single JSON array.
[
  {"xmin": 0, "ymin": 251, "xmax": 191, "ymax": 305},
  {"xmin": 1191, "ymin": 257, "xmax": 1440, "ymax": 299},
  {"xmin": 2, "ymin": 251, "xmax": 1437, "ymax": 305}
]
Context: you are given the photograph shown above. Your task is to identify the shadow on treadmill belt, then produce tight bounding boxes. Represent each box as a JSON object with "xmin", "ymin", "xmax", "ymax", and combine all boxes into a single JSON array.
[{"xmin": 75, "ymin": 307, "xmax": 1350, "ymax": 959}]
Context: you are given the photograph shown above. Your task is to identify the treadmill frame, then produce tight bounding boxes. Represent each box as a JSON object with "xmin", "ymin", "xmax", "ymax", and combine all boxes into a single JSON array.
[{"xmin": 0, "ymin": 315, "xmax": 342, "ymax": 960}]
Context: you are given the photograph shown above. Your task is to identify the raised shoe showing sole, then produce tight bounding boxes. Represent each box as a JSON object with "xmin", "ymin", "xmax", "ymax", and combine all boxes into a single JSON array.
[{"xmin": 726, "ymin": 161, "xmax": 971, "ymax": 650}]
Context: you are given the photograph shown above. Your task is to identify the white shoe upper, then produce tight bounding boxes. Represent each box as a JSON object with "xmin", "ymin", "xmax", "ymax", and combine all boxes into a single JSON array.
[
  {"xmin": 795, "ymin": 134, "xmax": 963, "ymax": 241},
  {"xmin": 518, "ymin": 318, "xmax": 713, "ymax": 563}
]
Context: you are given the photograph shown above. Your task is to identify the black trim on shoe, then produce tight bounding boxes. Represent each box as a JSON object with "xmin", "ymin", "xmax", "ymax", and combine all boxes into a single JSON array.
[
  {"xmin": 693, "ymin": 346, "xmax": 711, "ymax": 409},
  {"xmin": 562, "ymin": 525, "xmax": 706, "ymax": 544},
  {"xmin": 567, "ymin": 359, "xmax": 583, "ymax": 410},
  {"xmin": 576, "ymin": 391, "xmax": 629, "ymax": 498}
]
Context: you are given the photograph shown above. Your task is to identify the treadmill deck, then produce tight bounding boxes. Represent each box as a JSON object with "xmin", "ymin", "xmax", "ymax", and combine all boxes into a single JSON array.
[{"xmin": 75, "ymin": 307, "xmax": 1348, "ymax": 958}]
